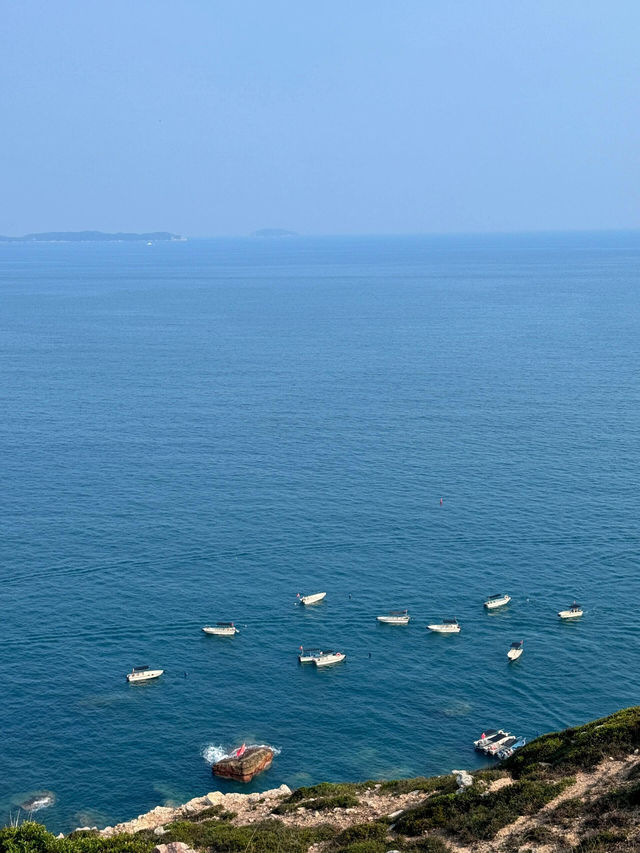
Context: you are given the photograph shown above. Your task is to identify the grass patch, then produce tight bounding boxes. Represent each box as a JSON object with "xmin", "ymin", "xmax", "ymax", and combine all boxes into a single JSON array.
[
  {"xmin": 472, "ymin": 768, "xmax": 509, "ymax": 784},
  {"xmin": 0, "ymin": 822, "xmax": 154, "ymax": 852},
  {"xmin": 156, "ymin": 817, "xmax": 335, "ymax": 853},
  {"xmin": 504, "ymin": 706, "xmax": 640, "ymax": 777},
  {"xmin": 408, "ymin": 838, "xmax": 452, "ymax": 853},
  {"xmin": 274, "ymin": 793, "xmax": 360, "ymax": 814},
  {"xmin": 379, "ymin": 776, "xmax": 457, "ymax": 796},
  {"xmin": 182, "ymin": 804, "xmax": 237, "ymax": 822},
  {"xmin": 572, "ymin": 830, "xmax": 635, "ymax": 852},
  {"xmin": 394, "ymin": 778, "xmax": 572, "ymax": 843},
  {"xmin": 501, "ymin": 824, "xmax": 558, "ymax": 851},
  {"xmin": 273, "ymin": 783, "xmax": 364, "ymax": 814}
]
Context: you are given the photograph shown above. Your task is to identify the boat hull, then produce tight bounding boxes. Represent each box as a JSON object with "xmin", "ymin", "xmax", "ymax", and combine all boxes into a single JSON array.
[
  {"xmin": 313, "ymin": 653, "xmax": 345, "ymax": 667},
  {"xmin": 507, "ymin": 650, "xmax": 523, "ymax": 661},
  {"xmin": 203, "ymin": 627, "xmax": 238, "ymax": 636},
  {"xmin": 300, "ymin": 592, "xmax": 326, "ymax": 606},
  {"xmin": 558, "ymin": 610, "xmax": 583, "ymax": 619},
  {"xmin": 427, "ymin": 625, "xmax": 460, "ymax": 633},
  {"xmin": 127, "ymin": 669, "xmax": 163, "ymax": 683},
  {"xmin": 484, "ymin": 596, "xmax": 511, "ymax": 609},
  {"xmin": 377, "ymin": 616, "xmax": 410, "ymax": 624}
]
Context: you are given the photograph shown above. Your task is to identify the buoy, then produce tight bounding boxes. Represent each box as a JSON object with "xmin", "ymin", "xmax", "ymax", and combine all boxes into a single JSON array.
[{"xmin": 440, "ymin": 498, "xmax": 443, "ymax": 505}]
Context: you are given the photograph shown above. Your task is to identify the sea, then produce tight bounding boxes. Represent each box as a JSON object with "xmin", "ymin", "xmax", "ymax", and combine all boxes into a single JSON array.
[{"xmin": 1, "ymin": 232, "xmax": 639, "ymax": 833}]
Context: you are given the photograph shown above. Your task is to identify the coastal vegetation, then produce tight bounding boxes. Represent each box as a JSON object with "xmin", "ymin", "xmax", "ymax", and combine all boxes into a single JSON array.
[{"xmin": 2, "ymin": 707, "xmax": 639, "ymax": 852}]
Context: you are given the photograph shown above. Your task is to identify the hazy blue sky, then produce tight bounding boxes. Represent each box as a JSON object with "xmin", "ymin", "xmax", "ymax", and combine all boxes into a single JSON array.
[{"xmin": 2, "ymin": 1, "xmax": 638, "ymax": 236}]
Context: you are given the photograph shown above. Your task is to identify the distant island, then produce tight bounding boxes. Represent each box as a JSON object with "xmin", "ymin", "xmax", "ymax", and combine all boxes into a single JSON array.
[
  {"xmin": 0, "ymin": 231, "xmax": 184, "ymax": 243},
  {"xmin": 250, "ymin": 228, "xmax": 298, "ymax": 238}
]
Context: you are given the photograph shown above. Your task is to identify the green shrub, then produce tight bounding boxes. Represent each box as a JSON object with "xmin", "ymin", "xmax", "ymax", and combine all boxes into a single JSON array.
[
  {"xmin": 504, "ymin": 707, "xmax": 640, "ymax": 776},
  {"xmin": 572, "ymin": 830, "xmax": 632, "ymax": 852},
  {"xmin": 379, "ymin": 776, "xmax": 457, "ymax": 796},
  {"xmin": 335, "ymin": 841, "xmax": 386, "ymax": 853},
  {"xmin": 332, "ymin": 821, "xmax": 388, "ymax": 848},
  {"xmin": 274, "ymin": 793, "xmax": 359, "ymax": 815},
  {"xmin": 158, "ymin": 817, "xmax": 334, "ymax": 853},
  {"xmin": 0, "ymin": 822, "xmax": 154, "ymax": 853},
  {"xmin": 394, "ymin": 778, "xmax": 572, "ymax": 843},
  {"xmin": 183, "ymin": 804, "xmax": 236, "ymax": 822},
  {"xmin": 408, "ymin": 837, "xmax": 452, "ymax": 853}
]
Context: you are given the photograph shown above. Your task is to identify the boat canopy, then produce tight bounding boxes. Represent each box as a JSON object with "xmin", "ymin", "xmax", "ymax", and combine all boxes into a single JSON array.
[
  {"xmin": 388, "ymin": 609, "xmax": 408, "ymax": 615},
  {"xmin": 487, "ymin": 594, "xmax": 503, "ymax": 599},
  {"xmin": 133, "ymin": 665, "xmax": 149, "ymax": 672},
  {"xmin": 300, "ymin": 647, "xmax": 323, "ymax": 654},
  {"xmin": 443, "ymin": 618, "xmax": 458, "ymax": 624},
  {"xmin": 217, "ymin": 622, "xmax": 234, "ymax": 626},
  {"xmin": 510, "ymin": 641, "xmax": 523, "ymax": 649}
]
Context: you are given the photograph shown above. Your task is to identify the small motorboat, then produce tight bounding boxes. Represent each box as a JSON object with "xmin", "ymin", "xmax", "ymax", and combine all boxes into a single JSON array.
[
  {"xmin": 486, "ymin": 735, "xmax": 518, "ymax": 756},
  {"xmin": 377, "ymin": 609, "xmax": 410, "ymax": 625},
  {"xmin": 297, "ymin": 592, "xmax": 327, "ymax": 606},
  {"xmin": 298, "ymin": 647, "xmax": 324, "ymax": 663},
  {"xmin": 313, "ymin": 651, "xmax": 346, "ymax": 667},
  {"xmin": 558, "ymin": 602, "xmax": 583, "ymax": 619},
  {"xmin": 126, "ymin": 665, "xmax": 163, "ymax": 683},
  {"xmin": 474, "ymin": 729, "xmax": 511, "ymax": 752},
  {"xmin": 427, "ymin": 618, "xmax": 460, "ymax": 633},
  {"xmin": 484, "ymin": 593, "xmax": 511, "ymax": 610},
  {"xmin": 202, "ymin": 622, "xmax": 238, "ymax": 636},
  {"xmin": 497, "ymin": 737, "xmax": 527, "ymax": 759},
  {"xmin": 507, "ymin": 640, "xmax": 524, "ymax": 661}
]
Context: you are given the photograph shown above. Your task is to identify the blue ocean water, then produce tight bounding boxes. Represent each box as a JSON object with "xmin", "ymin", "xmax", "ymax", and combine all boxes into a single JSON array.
[{"xmin": 1, "ymin": 233, "xmax": 639, "ymax": 833}]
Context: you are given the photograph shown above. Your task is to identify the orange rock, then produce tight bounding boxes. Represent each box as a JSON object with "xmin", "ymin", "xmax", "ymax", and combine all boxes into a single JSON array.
[{"xmin": 212, "ymin": 746, "xmax": 274, "ymax": 782}]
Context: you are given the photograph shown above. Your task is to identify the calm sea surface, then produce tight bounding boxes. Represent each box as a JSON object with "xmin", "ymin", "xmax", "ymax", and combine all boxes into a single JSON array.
[{"xmin": 1, "ymin": 234, "xmax": 639, "ymax": 832}]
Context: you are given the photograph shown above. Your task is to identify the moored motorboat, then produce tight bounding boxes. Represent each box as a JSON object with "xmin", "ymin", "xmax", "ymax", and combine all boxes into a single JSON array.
[
  {"xmin": 427, "ymin": 618, "xmax": 460, "ymax": 633},
  {"xmin": 298, "ymin": 647, "xmax": 324, "ymax": 663},
  {"xmin": 313, "ymin": 651, "xmax": 346, "ymax": 667},
  {"xmin": 484, "ymin": 593, "xmax": 511, "ymax": 609},
  {"xmin": 507, "ymin": 640, "xmax": 524, "ymax": 661},
  {"xmin": 497, "ymin": 737, "xmax": 527, "ymax": 759},
  {"xmin": 474, "ymin": 729, "xmax": 511, "ymax": 752},
  {"xmin": 486, "ymin": 735, "xmax": 518, "ymax": 755},
  {"xmin": 126, "ymin": 665, "xmax": 163, "ymax": 683},
  {"xmin": 558, "ymin": 602, "xmax": 583, "ymax": 619},
  {"xmin": 202, "ymin": 622, "xmax": 238, "ymax": 636},
  {"xmin": 377, "ymin": 609, "xmax": 410, "ymax": 625},
  {"xmin": 298, "ymin": 592, "xmax": 327, "ymax": 606}
]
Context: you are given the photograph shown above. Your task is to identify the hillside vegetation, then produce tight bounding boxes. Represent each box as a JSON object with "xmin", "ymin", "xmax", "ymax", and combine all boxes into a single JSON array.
[{"xmin": 2, "ymin": 706, "xmax": 639, "ymax": 853}]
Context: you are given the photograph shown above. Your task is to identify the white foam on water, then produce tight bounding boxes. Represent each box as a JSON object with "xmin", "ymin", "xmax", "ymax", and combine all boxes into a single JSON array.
[
  {"xmin": 201, "ymin": 743, "xmax": 282, "ymax": 765},
  {"xmin": 202, "ymin": 745, "xmax": 229, "ymax": 764}
]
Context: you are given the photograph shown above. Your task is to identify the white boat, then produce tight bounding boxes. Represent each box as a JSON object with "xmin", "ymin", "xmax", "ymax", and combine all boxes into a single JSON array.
[
  {"xmin": 297, "ymin": 592, "xmax": 326, "ymax": 606},
  {"xmin": 484, "ymin": 593, "xmax": 511, "ymax": 610},
  {"xmin": 298, "ymin": 647, "xmax": 324, "ymax": 663},
  {"xmin": 377, "ymin": 609, "xmax": 410, "ymax": 625},
  {"xmin": 427, "ymin": 618, "xmax": 460, "ymax": 633},
  {"xmin": 313, "ymin": 651, "xmax": 346, "ymax": 667},
  {"xmin": 497, "ymin": 737, "xmax": 526, "ymax": 759},
  {"xmin": 507, "ymin": 640, "xmax": 524, "ymax": 661},
  {"xmin": 474, "ymin": 729, "xmax": 508, "ymax": 750},
  {"xmin": 202, "ymin": 622, "xmax": 238, "ymax": 636},
  {"xmin": 126, "ymin": 665, "xmax": 163, "ymax": 683},
  {"xmin": 486, "ymin": 735, "xmax": 518, "ymax": 755},
  {"xmin": 558, "ymin": 602, "xmax": 583, "ymax": 619}
]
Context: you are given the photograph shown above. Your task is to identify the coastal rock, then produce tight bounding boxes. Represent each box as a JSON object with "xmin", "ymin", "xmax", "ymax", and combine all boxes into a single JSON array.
[
  {"xmin": 212, "ymin": 746, "xmax": 275, "ymax": 782},
  {"xmin": 152, "ymin": 844, "xmax": 197, "ymax": 853},
  {"xmin": 452, "ymin": 769, "xmax": 473, "ymax": 793}
]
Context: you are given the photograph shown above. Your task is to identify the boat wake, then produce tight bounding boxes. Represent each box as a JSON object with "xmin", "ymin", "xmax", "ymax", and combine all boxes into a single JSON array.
[{"xmin": 201, "ymin": 744, "xmax": 282, "ymax": 765}]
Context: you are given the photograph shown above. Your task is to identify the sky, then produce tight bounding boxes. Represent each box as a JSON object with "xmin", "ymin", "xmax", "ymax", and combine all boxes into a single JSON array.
[{"xmin": 1, "ymin": 0, "xmax": 639, "ymax": 236}]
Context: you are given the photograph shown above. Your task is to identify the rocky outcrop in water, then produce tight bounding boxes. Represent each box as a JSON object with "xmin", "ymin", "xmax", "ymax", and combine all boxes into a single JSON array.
[{"xmin": 212, "ymin": 746, "xmax": 274, "ymax": 782}]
